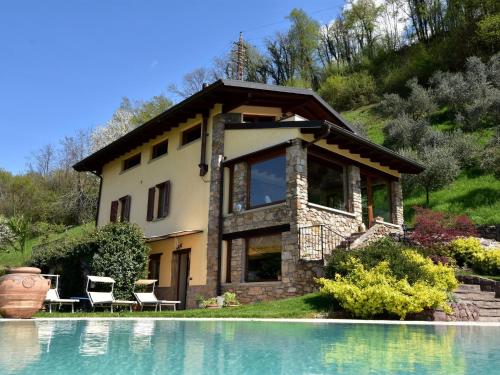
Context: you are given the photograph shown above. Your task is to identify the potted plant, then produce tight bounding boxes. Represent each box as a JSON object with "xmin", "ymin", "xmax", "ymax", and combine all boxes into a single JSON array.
[
  {"xmin": 223, "ymin": 292, "xmax": 240, "ymax": 307},
  {"xmin": 202, "ymin": 297, "xmax": 219, "ymax": 309}
]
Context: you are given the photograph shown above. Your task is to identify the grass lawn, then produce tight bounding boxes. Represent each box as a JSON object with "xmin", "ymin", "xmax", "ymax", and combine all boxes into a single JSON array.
[
  {"xmin": 341, "ymin": 104, "xmax": 386, "ymax": 144},
  {"xmin": 404, "ymin": 172, "xmax": 500, "ymax": 225},
  {"xmin": 35, "ymin": 293, "xmax": 331, "ymax": 319},
  {"xmin": 0, "ymin": 223, "xmax": 93, "ymax": 270}
]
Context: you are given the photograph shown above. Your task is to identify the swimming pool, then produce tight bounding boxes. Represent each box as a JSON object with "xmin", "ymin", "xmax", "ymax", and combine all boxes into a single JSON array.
[{"xmin": 0, "ymin": 319, "xmax": 499, "ymax": 374}]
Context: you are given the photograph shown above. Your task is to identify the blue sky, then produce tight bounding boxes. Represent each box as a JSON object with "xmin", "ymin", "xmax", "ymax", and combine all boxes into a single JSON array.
[{"xmin": 0, "ymin": 0, "xmax": 343, "ymax": 174}]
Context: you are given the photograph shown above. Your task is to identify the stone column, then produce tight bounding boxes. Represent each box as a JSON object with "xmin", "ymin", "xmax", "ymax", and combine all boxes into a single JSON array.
[
  {"xmin": 287, "ymin": 139, "xmax": 308, "ymax": 226},
  {"xmin": 348, "ymin": 165, "xmax": 363, "ymax": 222},
  {"xmin": 391, "ymin": 180, "xmax": 404, "ymax": 226},
  {"xmin": 205, "ymin": 112, "xmax": 242, "ymax": 297},
  {"xmin": 232, "ymin": 162, "xmax": 247, "ymax": 212},
  {"xmin": 230, "ymin": 238, "xmax": 244, "ymax": 283}
]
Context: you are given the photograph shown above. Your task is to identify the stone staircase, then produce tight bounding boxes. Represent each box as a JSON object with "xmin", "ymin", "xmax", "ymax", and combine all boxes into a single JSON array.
[{"xmin": 454, "ymin": 284, "xmax": 500, "ymax": 322}]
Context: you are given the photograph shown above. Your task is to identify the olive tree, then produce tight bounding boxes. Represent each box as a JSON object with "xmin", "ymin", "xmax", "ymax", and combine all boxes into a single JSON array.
[{"xmin": 400, "ymin": 146, "xmax": 460, "ymax": 207}]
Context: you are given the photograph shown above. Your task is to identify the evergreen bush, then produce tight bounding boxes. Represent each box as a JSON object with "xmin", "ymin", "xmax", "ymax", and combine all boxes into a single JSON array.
[{"xmin": 91, "ymin": 223, "xmax": 149, "ymax": 300}]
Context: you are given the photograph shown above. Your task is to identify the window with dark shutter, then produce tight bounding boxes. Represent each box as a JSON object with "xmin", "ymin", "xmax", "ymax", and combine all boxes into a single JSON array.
[
  {"xmin": 120, "ymin": 195, "xmax": 131, "ymax": 222},
  {"xmin": 157, "ymin": 181, "xmax": 170, "ymax": 218},
  {"xmin": 147, "ymin": 187, "xmax": 155, "ymax": 221},
  {"xmin": 110, "ymin": 200, "xmax": 119, "ymax": 222}
]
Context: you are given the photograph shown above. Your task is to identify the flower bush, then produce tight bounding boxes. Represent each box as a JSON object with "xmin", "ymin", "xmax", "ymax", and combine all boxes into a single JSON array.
[
  {"xmin": 321, "ymin": 239, "xmax": 457, "ymax": 319},
  {"xmin": 450, "ymin": 237, "xmax": 500, "ymax": 275}
]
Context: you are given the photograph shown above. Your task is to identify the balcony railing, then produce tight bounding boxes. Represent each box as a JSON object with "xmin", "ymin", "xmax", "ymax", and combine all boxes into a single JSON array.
[{"xmin": 298, "ymin": 224, "xmax": 350, "ymax": 261}]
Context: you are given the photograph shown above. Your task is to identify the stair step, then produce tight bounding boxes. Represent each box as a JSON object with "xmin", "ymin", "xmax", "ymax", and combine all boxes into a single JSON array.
[
  {"xmin": 454, "ymin": 292, "xmax": 497, "ymax": 302},
  {"xmin": 479, "ymin": 309, "xmax": 500, "ymax": 317},
  {"xmin": 478, "ymin": 316, "xmax": 500, "ymax": 322},
  {"xmin": 473, "ymin": 301, "xmax": 500, "ymax": 309},
  {"xmin": 457, "ymin": 284, "xmax": 481, "ymax": 292}
]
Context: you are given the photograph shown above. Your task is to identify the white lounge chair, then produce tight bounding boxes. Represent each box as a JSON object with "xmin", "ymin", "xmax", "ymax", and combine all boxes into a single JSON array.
[
  {"xmin": 42, "ymin": 274, "xmax": 79, "ymax": 313},
  {"xmin": 133, "ymin": 279, "xmax": 180, "ymax": 311},
  {"xmin": 86, "ymin": 275, "xmax": 136, "ymax": 313}
]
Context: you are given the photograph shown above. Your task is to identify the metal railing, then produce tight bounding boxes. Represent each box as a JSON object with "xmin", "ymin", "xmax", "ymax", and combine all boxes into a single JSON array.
[{"xmin": 298, "ymin": 224, "xmax": 350, "ymax": 261}]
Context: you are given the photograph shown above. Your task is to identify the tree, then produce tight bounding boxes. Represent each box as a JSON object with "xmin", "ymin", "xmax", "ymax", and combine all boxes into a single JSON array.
[
  {"xmin": 0, "ymin": 215, "xmax": 33, "ymax": 262},
  {"xmin": 400, "ymin": 146, "xmax": 460, "ymax": 207},
  {"xmin": 168, "ymin": 68, "xmax": 212, "ymax": 98}
]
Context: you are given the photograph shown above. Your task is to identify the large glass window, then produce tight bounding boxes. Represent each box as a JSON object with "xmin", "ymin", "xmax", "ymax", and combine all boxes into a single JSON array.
[
  {"xmin": 246, "ymin": 234, "xmax": 282, "ymax": 282},
  {"xmin": 308, "ymin": 157, "xmax": 346, "ymax": 211},
  {"xmin": 249, "ymin": 154, "xmax": 286, "ymax": 208}
]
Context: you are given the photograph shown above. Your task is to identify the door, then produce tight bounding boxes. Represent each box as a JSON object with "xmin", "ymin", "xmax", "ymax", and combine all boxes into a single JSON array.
[
  {"xmin": 361, "ymin": 173, "xmax": 392, "ymax": 228},
  {"xmin": 176, "ymin": 250, "xmax": 190, "ymax": 310}
]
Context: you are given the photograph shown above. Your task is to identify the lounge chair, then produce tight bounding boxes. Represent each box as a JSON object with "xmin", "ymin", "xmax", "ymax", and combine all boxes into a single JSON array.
[
  {"xmin": 42, "ymin": 274, "xmax": 79, "ymax": 313},
  {"xmin": 133, "ymin": 279, "xmax": 180, "ymax": 311},
  {"xmin": 86, "ymin": 275, "xmax": 136, "ymax": 313}
]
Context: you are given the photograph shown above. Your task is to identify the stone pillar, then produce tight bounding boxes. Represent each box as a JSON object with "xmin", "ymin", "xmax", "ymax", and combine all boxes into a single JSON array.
[
  {"xmin": 232, "ymin": 162, "xmax": 247, "ymax": 211},
  {"xmin": 348, "ymin": 165, "xmax": 363, "ymax": 222},
  {"xmin": 391, "ymin": 180, "xmax": 404, "ymax": 226},
  {"xmin": 230, "ymin": 238, "xmax": 244, "ymax": 283},
  {"xmin": 205, "ymin": 112, "xmax": 242, "ymax": 297},
  {"xmin": 287, "ymin": 139, "xmax": 308, "ymax": 226}
]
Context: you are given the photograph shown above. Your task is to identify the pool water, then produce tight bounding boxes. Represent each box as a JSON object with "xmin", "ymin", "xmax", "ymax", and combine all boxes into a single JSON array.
[{"xmin": 0, "ymin": 320, "xmax": 499, "ymax": 374}]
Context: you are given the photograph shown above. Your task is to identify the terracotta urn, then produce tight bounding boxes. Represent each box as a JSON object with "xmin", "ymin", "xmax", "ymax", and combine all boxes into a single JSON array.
[{"xmin": 0, "ymin": 267, "xmax": 50, "ymax": 319}]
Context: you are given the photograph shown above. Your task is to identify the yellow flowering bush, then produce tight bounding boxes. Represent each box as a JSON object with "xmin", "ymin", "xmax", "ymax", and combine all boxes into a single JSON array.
[
  {"xmin": 448, "ymin": 237, "xmax": 483, "ymax": 267},
  {"xmin": 317, "ymin": 250, "xmax": 457, "ymax": 319},
  {"xmin": 449, "ymin": 237, "xmax": 500, "ymax": 275}
]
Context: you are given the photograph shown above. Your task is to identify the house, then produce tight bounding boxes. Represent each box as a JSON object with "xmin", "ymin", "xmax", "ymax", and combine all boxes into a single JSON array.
[{"xmin": 74, "ymin": 80, "xmax": 424, "ymax": 309}]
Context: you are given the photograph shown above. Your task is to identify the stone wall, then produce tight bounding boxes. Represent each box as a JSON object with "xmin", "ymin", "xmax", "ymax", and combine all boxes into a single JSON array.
[{"xmin": 220, "ymin": 138, "xmax": 405, "ymax": 305}]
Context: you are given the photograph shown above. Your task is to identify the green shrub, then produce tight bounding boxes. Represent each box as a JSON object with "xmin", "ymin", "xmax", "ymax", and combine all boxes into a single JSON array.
[
  {"xmin": 326, "ymin": 238, "xmax": 431, "ymax": 283},
  {"xmin": 30, "ymin": 235, "xmax": 96, "ymax": 297},
  {"xmin": 91, "ymin": 223, "xmax": 149, "ymax": 300},
  {"xmin": 319, "ymin": 71, "xmax": 377, "ymax": 111},
  {"xmin": 317, "ymin": 259, "xmax": 455, "ymax": 319},
  {"xmin": 321, "ymin": 239, "xmax": 458, "ymax": 319}
]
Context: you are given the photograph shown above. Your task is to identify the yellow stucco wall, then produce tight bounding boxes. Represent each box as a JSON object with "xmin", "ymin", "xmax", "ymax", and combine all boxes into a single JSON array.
[
  {"xmin": 148, "ymin": 232, "xmax": 205, "ymax": 286},
  {"xmin": 98, "ymin": 104, "xmax": 222, "ymax": 287}
]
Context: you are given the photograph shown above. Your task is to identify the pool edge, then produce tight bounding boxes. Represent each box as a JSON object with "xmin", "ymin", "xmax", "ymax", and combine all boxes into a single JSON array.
[{"xmin": 1, "ymin": 317, "xmax": 500, "ymax": 326}]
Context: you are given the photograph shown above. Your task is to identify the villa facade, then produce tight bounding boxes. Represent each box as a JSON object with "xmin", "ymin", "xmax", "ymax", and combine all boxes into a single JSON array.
[{"xmin": 74, "ymin": 80, "xmax": 424, "ymax": 309}]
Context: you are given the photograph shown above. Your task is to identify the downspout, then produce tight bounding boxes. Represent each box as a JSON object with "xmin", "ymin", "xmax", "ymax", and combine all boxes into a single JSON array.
[
  {"xmin": 90, "ymin": 170, "xmax": 103, "ymax": 228},
  {"xmin": 303, "ymin": 123, "xmax": 332, "ymax": 148},
  {"xmin": 199, "ymin": 114, "xmax": 209, "ymax": 176}
]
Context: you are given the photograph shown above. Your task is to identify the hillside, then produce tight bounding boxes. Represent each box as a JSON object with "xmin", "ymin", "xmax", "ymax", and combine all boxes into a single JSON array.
[
  {"xmin": 0, "ymin": 223, "xmax": 92, "ymax": 270},
  {"xmin": 341, "ymin": 104, "xmax": 499, "ymax": 225}
]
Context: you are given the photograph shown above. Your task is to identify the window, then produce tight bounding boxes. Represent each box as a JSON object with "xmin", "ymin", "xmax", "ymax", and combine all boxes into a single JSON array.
[
  {"xmin": 248, "ymin": 153, "xmax": 286, "ymax": 208},
  {"xmin": 110, "ymin": 195, "xmax": 131, "ymax": 222},
  {"xmin": 246, "ymin": 234, "xmax": 282, "ymax": 282},
  {"xmin": 146, "ymin": 181, "xmax": 171, "ymax": 221},
  {"xmin": 181, "ymin": 124, "xmax": 201, "ymax": 146},
  {"xmin": 148, "ymin": 254, "xmax": 162, "ymax": 280},
  {"xmin": 123, "ymin": 153, "xmax": 141, "ymax": 171},
  {"xmin": 308, "ymin": 156, "xmax": 346, "ymax": 211},
  {"xmin": 243, "ymin": 114, "xmax": 276, "ymax": 123},
  {"xmin": 151, "ymin": 140, "xmax": 168, "ymax": 159},
  {"xmin": 119, "ymin": 195, "xmax": 131, "ymax": 222}
]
